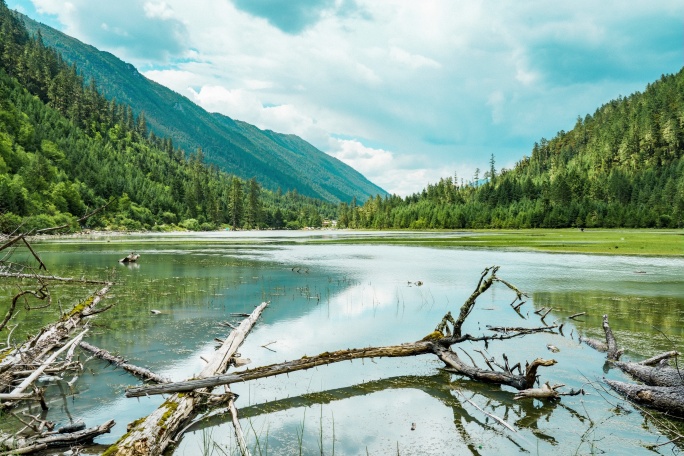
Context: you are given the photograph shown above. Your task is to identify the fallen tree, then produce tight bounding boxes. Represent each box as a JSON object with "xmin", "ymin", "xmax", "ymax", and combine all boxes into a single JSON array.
[
  {"xmin": 104, "ymin": 301, "xmax": 269, "ymax": 456},
  {"xmin": 127, "ymin": 267, "xmax": 559, "ymax": 399},
  {"xmin": 586, "ymin": 314, "xmax": 684, "ymax": 417},
  {"xmin": 0, "ymin": 283, "xmax": 112, "ymax": 400},
  {"xmin": 79, "ymin": 341, "xmax": 170, "ymax": 384},
  {"xmin": 111, "ymin": 267, "xmax": 572, "ymax": 455},
  {"xmin": 0, "ymin": 419, "xmax": 115, "ymax": 455}
]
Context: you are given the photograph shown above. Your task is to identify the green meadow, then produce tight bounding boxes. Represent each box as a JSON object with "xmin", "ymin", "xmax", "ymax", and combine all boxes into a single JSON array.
[{"xmin": 315, "ymin": 229, "xmax": 684, "ymax": 256}]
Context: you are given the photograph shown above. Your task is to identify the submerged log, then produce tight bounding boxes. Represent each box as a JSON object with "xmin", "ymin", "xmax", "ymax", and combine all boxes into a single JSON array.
[
  {"xmin": 0, "ymin": 419, "xmax": 115, "ymax": 455},
  {"xmin": 604, "ymin": 379, "xmax": 684, "ymax": 417},
  {"xmin": 79, "ymin": 341, "xmax": 169, "ymax": 384},
  {"xmin": 119, "ymin": 253, "xmax": 139, "ymax": 263},
  {"xmin": 514, "ymin": 382, "xmax": 561, "ymax": 400},
  {"xmin": 106, "ymin": 302, "xmax": 269, "ymax": 456}
]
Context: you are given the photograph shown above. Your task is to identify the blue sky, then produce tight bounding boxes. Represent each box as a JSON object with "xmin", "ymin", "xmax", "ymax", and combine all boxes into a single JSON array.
[{"xmin": 7, "ymin": 0, "xmax": 683, "ymax": 196}]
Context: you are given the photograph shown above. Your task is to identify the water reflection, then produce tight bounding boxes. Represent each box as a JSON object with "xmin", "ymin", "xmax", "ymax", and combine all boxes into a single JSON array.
[{"xmin": 1, "ymin": 233, "xmax": 683, "ymax": 455}]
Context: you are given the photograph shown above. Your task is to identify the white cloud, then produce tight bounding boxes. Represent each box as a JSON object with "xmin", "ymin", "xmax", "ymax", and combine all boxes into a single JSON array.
[
  {"xmin": 14, "ymin": 0, "xmax": 684, "ymax": 196},
  {"xmin": 143, "ymin": 1, "xmax": 175, "ymax": 20},
  {"xmin": 388, "ymin": 47, "xmax": 441, "ymax": 70}
]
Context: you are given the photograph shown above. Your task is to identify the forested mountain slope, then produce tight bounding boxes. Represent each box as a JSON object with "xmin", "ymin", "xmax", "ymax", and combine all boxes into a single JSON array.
[
  {"xmin": 0, "ymin": 1, "xmax": 335, "ymax": 233},
  {"xmin": 341, "ymin": 69, "xmax": 684, "ymax": 229},
  {"xmin": 19, "ymin": 13, "xmax": 385, "ymax": 204}
]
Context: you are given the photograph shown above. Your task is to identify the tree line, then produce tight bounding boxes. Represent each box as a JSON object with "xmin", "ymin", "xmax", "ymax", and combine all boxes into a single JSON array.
[
  {"xmin": 0, "ymin": 1, "xmax": 335, "ymax": 234},
  {"xmin": 340, "ymin": 69, "xmax": 684, "ymax": 229}
]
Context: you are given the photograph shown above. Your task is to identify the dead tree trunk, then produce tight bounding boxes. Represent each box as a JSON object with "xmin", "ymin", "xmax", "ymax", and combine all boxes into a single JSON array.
[
  {"xmin": 613, "ymin": 361, "xmax": 683, "ymax": 387},
  {"xmin": 604, "ymin": 379, "xmax": 684, "ymax": 417},
  {"xmin": 0, "ymin": 419, "xmax": 115, "ymax": 455},
  {"xmin": 105, "ymin": 302, "xmax": 269, "ymax": 456},
  {"xmin": 0, "ymin": 284, "xmax": 112, "ymax": 398},
  {"xmin": 127, "ymin": 267, "xmax": 559, "ymax": 400},
  {"xmin": 589, "ymin": 315, "xmax": 684, "ymax": 417},
  {"xmin": 79, "ymin": 341, "xmax": 169, "ymax": 384}
]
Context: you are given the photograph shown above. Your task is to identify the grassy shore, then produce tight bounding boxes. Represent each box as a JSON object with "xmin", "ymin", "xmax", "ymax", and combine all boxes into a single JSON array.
[{"xmin": 315, "ymin": 229, "xmax": 684, "ymax": 256}]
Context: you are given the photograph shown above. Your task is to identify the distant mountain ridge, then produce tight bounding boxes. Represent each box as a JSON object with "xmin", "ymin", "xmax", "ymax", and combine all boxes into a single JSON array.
[{"xmin": 20, "ymin": 14, "xmax": 386, "ymax": 204}]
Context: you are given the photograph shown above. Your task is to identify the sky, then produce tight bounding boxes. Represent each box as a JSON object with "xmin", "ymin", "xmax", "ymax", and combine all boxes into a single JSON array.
[{"xmin": 7, "ymin": 0, "xmax": 684, "ymax": 196}]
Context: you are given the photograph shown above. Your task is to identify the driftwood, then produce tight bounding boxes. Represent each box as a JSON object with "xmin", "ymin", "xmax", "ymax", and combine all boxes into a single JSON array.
[
  {"xmin": 614, "ymin": 361, "xmax": 683, "ymax": 387},
  {"xmin": 79, "ymin": 341, "xmax": 170, "ymax": 384},
  {"xmin": 105, "ymin": 301, "xmax": 269, "ymax": 456},
  {"xmin": 0, "ymin": 272, "xmax": 111, "ymax": 284},
  {"xmin": 128, "ymin": 268, "xmax": 558, "ymax": 398},
  {"xmin": 604, "ymin": 380, "xmax": 684, "ymax": 417},
  {"xmin": 117, "ymin": 267, "xmax": 569, "ymax": 455},
  {"xmin": 587, "ymin": 315, "xmax": 684, "ymax": 417},
  {"xmin": 0, "ymin": 419, "xmax": 115, "ymax": 455},
  {"xmin": 0, "ymin": 284, "xmax": 112, "ymax": 405},
  {"xmin": 119, "ymin": 253, "xmax": 139, "ymax": 263}
]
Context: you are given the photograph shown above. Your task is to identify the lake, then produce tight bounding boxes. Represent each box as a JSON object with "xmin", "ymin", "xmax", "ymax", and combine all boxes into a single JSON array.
[{"xmin": 2, "ymin": 231, "xmax": 684, "ymax": 455}]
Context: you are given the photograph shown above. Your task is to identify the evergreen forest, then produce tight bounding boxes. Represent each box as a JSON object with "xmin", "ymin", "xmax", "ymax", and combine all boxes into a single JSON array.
[
  {"xmin": 339, "ymin": 69, "xmax": 684, "ymax": 229},
  {"xmin": 1, "ymin": 0, "xmax": 682, "ymax": 234},
  {"xmin": 0, "ymin": 1, "xmax": 335, "ymax": 234}
]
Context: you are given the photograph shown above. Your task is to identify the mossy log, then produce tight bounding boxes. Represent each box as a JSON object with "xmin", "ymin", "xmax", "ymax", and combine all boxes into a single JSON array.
[
  {"xmin": 105, "ymin": 302, "xmax": 269, "ymax": 456},
  {"xmin": 0, "ymin": 284, "xmax": 111, "ymax": 396}
]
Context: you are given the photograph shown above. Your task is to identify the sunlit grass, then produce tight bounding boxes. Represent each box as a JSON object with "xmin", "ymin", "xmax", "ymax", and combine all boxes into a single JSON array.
[{"xmin": 311, "ymin": 229, "xmax": 684, "ymax": 256}]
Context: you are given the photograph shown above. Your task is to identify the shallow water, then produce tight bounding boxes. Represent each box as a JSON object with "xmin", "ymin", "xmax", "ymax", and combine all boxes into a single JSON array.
[{"xmin": 2, "ymin": 231, "xmax": 684, "ymax": 455}]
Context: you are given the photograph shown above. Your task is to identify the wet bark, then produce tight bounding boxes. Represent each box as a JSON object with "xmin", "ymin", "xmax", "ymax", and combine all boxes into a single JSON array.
[
  {"xmin": 106, "ymin": 301, "xmax": 268, "ymax": 456},
  {"xmin": 604, "ymin": 379, "xmax": 684, "ymax": 417},
  {"xmin": 614, "ymin": 361, "xmax": 683, "ymax": 387},
  {"xmin": 0, "ymin": 284, "xmax": 112, "ymax": 398},
  {"xmin": 590, "ymin": 315, "xmax": 684, "ymax": 416},
  {"xmin": 0, "ymin": 419, "xmax": 115, "ymax": 455},
  {"xmin": 79, "ymin": 341, "xmax": 170, "ymax": 384}
]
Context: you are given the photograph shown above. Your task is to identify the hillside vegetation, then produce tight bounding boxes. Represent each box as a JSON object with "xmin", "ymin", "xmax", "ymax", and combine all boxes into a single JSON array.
[
  {"xmin": 20, "ymin": 13, "xmax": 386, "ymax": 204},
  {"xmin": 0, "ymin": 1, "xmax": 335, "ymax": 233},
  {"xmin": 341, "ymin": 69, "xmax": 684, "ymax": 229}
]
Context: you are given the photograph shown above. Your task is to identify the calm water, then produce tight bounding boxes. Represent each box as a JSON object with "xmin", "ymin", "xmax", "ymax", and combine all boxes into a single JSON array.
[{"xmin": 2, "ymin": 231, "xmax": 684, "ymax": 455}]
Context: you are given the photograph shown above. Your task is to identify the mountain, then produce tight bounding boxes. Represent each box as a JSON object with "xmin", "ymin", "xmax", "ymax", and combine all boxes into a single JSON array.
[
  {"xmin": 337, "ymin": 69, "xmax": 684, "ymax": 229},
  {"xmin": 19, "ymin": 14, "xmax": 386, "ymax": 204},
  {"xmin": 0, "ymin": 3, "xmax": 337, "ymax": 233}
]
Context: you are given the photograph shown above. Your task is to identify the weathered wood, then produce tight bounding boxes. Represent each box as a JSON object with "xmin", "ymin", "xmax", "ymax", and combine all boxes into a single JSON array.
[
  {"xmin": 639, "ymin": 351, "xmax": 679, "ymax": 366},
  {"xmin": 226, "ymin": 386, "xmax": 251, "ymax": 456},
  {"xmin": 514, "ymin": 381, "xmax": 561, "ymax": 399},
  {"xmin": 9, "ymin": 329, "xmax": 87, "ymax": 397},
  {"xmin": 107, "ymin": 301, "xmax": 269, "ymax": 456},
  {"xmin": 579, "ymin": 336, "xmax": 608, "ymax": 352},
  {"xmin": 614, "ymin": 361, "xmax": 683, "ymax": 387},
  {"xmin": 79, "ymin": 341, "xmax": 170, "ymax": 384},
  {"xmin": 602, "ymin": 314, "xmax": 623, "ymax": 361},
  {"xmin": 127, "ymin": 341, "xmax": 557, "ymax": 398},
  {"xmin": 0, "ymin": 419, "xmax": 115, "ymax": 455},
  {"xmin": 438, "ymin": 345, "xmax": 556, "ymax": 391},
  {"xmin": 119, "ymin": 253, "xmax": 140, "ymax": 263},
  {"xmin": 0, "ymin": 272, "xmax": 111, "ymax": 284},
  {"xmin": 126, "ymin": 341, "xmax": 436, "ymax": 397},
  {"xmin": 604, "ymin": 379, "xmax": 684, "ymax": 417},
  {"xmin": 0, "ymin": 284, "xmax": 111, "ymax": 399}
]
